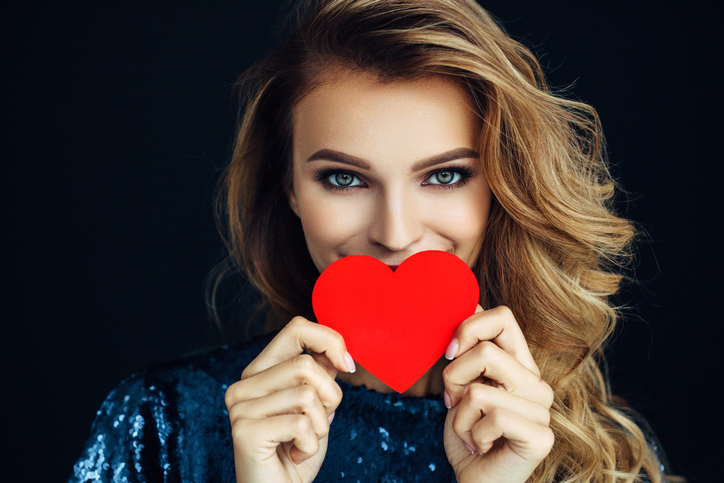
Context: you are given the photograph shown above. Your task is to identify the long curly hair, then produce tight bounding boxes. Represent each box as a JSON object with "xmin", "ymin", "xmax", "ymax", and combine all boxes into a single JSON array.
[{"xmin": 213, "ymin": 0, "xmax": 676, "ymax": 480}]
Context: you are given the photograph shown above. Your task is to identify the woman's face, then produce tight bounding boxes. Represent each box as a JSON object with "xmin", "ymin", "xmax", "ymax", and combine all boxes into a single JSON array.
[{"xmin": 289, "ymin": 71, "xmax": 492, "ymax": 272}]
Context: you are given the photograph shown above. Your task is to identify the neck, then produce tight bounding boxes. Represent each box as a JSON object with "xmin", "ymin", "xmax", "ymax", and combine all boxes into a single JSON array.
[{"xmin": 336, "ymin": 356, "xmax": 448, "ymax": 397}]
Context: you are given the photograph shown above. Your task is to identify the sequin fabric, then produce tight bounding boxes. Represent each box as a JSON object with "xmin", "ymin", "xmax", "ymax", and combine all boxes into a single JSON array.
[
  {"xmin": 69, "ymin": 333, "xmax": 670, "ymax": 482},
  {"xmin": 69, "ymin": 334, "xmax": 454, "ymax": 482}
]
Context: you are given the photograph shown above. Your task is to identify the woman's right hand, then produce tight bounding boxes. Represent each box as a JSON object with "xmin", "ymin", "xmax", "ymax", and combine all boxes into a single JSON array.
[{"xmin": 225, "ymin": 317, "xmax": 355, "ymax": 483}]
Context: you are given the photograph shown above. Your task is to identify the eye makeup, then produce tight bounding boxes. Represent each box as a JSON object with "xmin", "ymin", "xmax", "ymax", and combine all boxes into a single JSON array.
[
  {"xmin": 422, "ymin": 165, "xmax": 476, "ymax": 190},
  {"xmin": 310, "ymin": 164, "xmax": 477, "ymax": 192},
  {"xmin": 311, "ymin": 168, "xmax": 367, "ymax": 191}
]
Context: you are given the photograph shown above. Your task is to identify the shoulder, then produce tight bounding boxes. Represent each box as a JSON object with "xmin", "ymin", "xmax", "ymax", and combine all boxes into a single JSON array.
[
  {"xmin": 69, "ymin": 333, "xmax": 274, "ymax": 483},
  {"xmin": 149, "ymin": 331, "xmax": 275, "ymax": 380},
  {"xmin": 612, "ymin": 404, "xmax": 676, "ymax": 482},
  {"xmin": 89, "ymin": 331, "xmax": 274, "ymax": 427}
]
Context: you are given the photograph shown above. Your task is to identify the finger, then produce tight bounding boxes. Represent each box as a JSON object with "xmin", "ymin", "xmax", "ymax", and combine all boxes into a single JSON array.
[
  {"xmin": 233, "ymin": 414, "xmax": 320, "ymax": 465},
  {"xmin": 469, "ymin": 408, "xmax": 554, "ymax": 461},
  {"xmin": 310, "ymin": 350, "xmax": 338, "ymax": 379},
  {"xmin": 443, "ymin": 341, "xmax": 554, "ymax": 408},
  {"xmin": 242, "ymin": 317, "xmax": 354, "ymax": 378},
  {"xmin": 228, "ymin": 384, "xmax": 333, "ymax": 439},
  {"xmin": 226, "ymin": 354, "xmax": 343, "ymax": 412},
  {"xmin": 446, "ymin": 306, "xmax": 539, "ymax": 376},
  {"xmin": 451, "ymin": 383, "xmax": 550, "ymax": 451}
]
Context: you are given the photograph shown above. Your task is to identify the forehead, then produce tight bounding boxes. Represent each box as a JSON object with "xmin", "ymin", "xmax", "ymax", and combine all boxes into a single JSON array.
[{"xmin": 291, "ymin": 71, "xmax": 481, "ymax": 164}]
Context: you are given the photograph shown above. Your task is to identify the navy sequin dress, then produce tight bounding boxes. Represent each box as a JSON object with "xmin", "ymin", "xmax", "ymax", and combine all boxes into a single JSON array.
[
  {"xmin": 70, "ymin": 333, "xmax": 671, "ymax": 482},
  {"xmin": 69, "ymin": 334, "xmax": 454, "ymax": 482}
]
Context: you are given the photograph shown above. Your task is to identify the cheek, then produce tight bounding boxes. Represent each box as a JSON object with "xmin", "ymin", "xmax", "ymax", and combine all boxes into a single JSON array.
[
  {"xmin": 453, "ymin": 196, "xmax": 489, "ymax": 238},
  {"xmin": 296, "ymin": 191, "xmax": 368, "ymax": 254},
  {"xmin": 427, "ymin": 183, "xmax": 491, "ymax": 252}
]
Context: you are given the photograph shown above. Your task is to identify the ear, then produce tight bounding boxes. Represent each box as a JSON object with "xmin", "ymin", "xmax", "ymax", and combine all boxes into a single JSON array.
[{"xmin": 288, "ymin": 187, "xmax": 300, "ymax": 217}]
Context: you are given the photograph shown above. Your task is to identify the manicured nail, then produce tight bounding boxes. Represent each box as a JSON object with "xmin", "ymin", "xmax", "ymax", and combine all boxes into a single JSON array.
[
  {"xmin": 462, "ymin": 441, "xmax": 475, "ymax": 455},
  {"xmin": 344, "ymin": 352, "xmax": 356, "ymax": 373},
  {"xmin": 445, "ymin": 338, "xmax": 459, "ymax": 360},
  {"xmin": 443, "ymin": 390, "xmax": 451, "ymax": 409},
  {"xmin": 328, "ymin": 411, "xmax": 335, "ymax": 425}
]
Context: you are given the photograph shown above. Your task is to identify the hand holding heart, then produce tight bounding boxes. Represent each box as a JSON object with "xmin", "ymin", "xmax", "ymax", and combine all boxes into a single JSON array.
[
  {"xmin": 441, "ymin": 305, "xmax": 555, "ymax": 483},
  {"xmin": 225, "ymin": 318, "xmax": 354, "ymax": 483},
  {"xmin": 313, "ymin": 251, "xmax": 554, "ymax": 480},
  {"xmin": 226, "ymin": 252, "xmax": 554, "ymax": 483}
]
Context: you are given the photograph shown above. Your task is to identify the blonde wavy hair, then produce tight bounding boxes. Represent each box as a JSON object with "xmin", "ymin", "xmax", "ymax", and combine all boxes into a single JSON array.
[{"xmin": 214, "ymin": 0, "xmax": 678, "ymax": 480}]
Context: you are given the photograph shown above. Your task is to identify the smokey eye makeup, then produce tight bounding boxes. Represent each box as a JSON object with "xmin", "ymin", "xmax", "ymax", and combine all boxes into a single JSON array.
[
  {"xmin": 422, "ymin": 165, "xmax": 476, "ymax": 189},
  {"xmin": 311, "ymin": 168, "xmax": 366, "ymax": 190}
]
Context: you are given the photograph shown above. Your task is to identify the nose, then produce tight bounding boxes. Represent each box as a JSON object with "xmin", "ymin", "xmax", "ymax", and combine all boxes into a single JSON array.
[{"xmin": 367, "ymin": 186, "xmax": 423, "ymax": 252}]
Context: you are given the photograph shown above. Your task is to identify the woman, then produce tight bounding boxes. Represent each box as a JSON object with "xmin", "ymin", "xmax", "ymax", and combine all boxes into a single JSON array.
[{"xmin": 70, "ymin": 0, "xmax": 675, "ymax": 481}]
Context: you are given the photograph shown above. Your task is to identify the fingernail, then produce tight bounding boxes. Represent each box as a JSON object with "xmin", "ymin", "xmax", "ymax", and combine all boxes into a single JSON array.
[
  {"xmin": 445, "ymin": 338, "xmax": 459, "ymax": 360},
  {"xmin": 462, "ymin": 441, "xmax": 475, "ymax": 455},
  {"xmin": 481, "ymin": 442, "xmax": 493, "ymax": 454},
  {"xmin": 328, "ymin": 411, "xmax": 335, "ymax": 425},
  {"xmin": 344, "ymin": 352, "xmax": 356, "ymax": 373},
  {"xmin": 443, "ymin": 390, "xmax": 451, "ymax": 409}
]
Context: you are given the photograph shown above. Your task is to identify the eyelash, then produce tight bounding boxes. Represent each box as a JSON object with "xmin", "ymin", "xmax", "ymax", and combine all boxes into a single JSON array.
[{"xmin": 311, "ymin": 165, "xmax": 476, "ymax": 192}]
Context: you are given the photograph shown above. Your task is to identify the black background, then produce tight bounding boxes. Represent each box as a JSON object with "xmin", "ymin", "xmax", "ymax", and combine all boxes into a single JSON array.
[{"xmin": 3, "ymin": 1, "xmax": 722, "ymax": 481}]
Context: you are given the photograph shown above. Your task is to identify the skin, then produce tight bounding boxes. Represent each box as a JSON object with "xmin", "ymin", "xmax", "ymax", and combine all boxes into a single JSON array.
[{"xmin": 225, "ymin": 71, "xmax": 554, "ymax": 483}]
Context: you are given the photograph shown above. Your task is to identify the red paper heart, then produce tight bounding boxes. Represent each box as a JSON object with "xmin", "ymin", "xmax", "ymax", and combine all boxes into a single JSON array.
[{"xmin": 312, "ymin": 250, "xmax": 479, "ymax": 393}]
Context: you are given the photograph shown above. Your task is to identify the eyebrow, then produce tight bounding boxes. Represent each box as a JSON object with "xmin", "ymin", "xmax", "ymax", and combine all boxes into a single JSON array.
[{"xmin": 306, "ymin": 147, "xmax": 479, "ymax": 171}]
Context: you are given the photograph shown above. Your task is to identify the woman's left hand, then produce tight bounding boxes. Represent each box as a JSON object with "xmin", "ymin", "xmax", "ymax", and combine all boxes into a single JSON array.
[{"xmin": 442, "ymin": 305, "xmax": 555, "ymax": 483}]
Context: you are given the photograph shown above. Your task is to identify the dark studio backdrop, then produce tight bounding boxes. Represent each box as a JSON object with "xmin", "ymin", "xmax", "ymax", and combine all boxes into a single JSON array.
[{"xmin": 3, "ymin": 0, "xmax": 721, "ymax": 481}]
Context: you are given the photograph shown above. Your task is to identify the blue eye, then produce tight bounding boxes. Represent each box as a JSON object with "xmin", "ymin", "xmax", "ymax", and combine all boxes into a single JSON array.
[
  {"xmin": 426, "ymin": 170, "xmax": 462, "ymax": 185},
  {"xmin": 327, "ymin": 171, "xmax": 363, "ymax": 188},
  {"xmin": 312, "ymin": 168, "xmax": 366, "ymax": 190}
]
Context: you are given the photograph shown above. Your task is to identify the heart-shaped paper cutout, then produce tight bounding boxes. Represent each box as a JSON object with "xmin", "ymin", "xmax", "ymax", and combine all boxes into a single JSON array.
[{"xmin": 312, "ymin": 250, "xmax": 479, "ymax": 393}]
